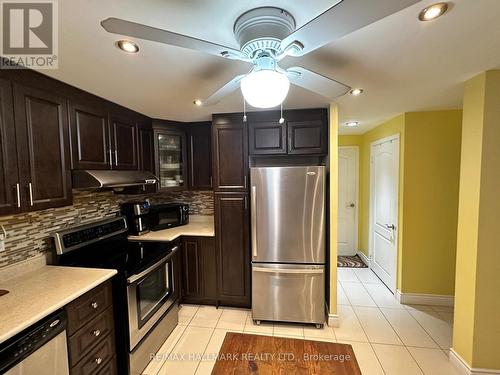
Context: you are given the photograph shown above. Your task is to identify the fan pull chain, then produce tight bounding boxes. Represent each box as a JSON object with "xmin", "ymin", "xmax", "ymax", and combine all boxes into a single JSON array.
[
  {"xmin": 243, "ymin": 97, "xmax": 247, "ymax": 123},
  {"xmin": 279, "ymin": 102, "xmax": 285, "ymax": 124}
]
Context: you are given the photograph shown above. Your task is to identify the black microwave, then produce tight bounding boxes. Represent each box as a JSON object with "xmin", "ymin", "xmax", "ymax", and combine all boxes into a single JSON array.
[{"xmin": 149, "ymin": 203, "xmax": 189, "ymax": 231}]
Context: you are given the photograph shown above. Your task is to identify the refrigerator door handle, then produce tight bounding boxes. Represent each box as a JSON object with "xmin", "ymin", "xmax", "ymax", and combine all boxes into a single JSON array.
[
  {"xmin": 253, "ymin": 267, "xmax": 324, "ymax": 274},
  {"xmin": 251, "ymin": 185, "xmax": 257, "ymax": 258}
]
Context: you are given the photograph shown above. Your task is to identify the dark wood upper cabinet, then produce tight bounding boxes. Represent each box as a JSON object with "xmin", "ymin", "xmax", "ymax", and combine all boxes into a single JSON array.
[
  {"xmin": 69, "ymin": 101, "xmax": 110, "ymax": 170},
  {"xmin": 188, "ymin": 122, "xmax": 212, "ymax": 190},
  {"xmin": 212, "ymin": 115, "xmax": 248, "ymax": 192},
  {"xmin": 215, "ymin": 193, "xmax": 250, "ymax": 307},
  {"xmin": 0, "ymin": 78, "xmax": 20, "ymax": 215},
  {"xmin": 13, "ymin": 83, "xmax": 72, "ymax": 210},
  {"xmin": 287, "ymin": 119, "xmax": 326, "ymax": 155},
  {"xmin": 248, "ymin": 121, "xmax": 287, "ymax": 155},
  {"xmin": 109, "ymin": 114, "xmax": 138, "ymax": 170},
  {"xmin": 138, "ymin": 125, "xmax": 154, "ymax": 173}
]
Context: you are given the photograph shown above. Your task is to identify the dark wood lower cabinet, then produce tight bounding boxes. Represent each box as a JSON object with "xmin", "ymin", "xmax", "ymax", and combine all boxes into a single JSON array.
[
  {"xmin": 214, "ymin": 193, "xmax": 250, "ymax": 308},
  {"xmin": 181, "ymin": 236, "xmax": 217, "ymax": 305},
  {"xmin": 66, "ymin": 282, "xmax": 117, "ymax": 375}
]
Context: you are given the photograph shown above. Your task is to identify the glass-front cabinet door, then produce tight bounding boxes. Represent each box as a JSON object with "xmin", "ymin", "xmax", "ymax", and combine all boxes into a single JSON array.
[{"xmin": 155, "ymin": 129, "xmax": 187, "ymax": 190}]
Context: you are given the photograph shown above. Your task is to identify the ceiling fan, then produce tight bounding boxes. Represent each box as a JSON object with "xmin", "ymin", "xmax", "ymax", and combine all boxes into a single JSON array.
[{"xmin": 101, "ymin": 0, "xmax": 420, "ymax": 108}]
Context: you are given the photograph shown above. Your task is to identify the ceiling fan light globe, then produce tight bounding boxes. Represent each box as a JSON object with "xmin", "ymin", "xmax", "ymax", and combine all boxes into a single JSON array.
[{"xmin": 241, "ymin": 70, "xmax": 290, "ymax": 109}]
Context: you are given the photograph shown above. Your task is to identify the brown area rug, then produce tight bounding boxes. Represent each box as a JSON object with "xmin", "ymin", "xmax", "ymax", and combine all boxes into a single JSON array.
[
  {"xmin": 211, "ymin": 332, "xmax": 361, "ymax": 374},
  {"xmin": 338, "ymin": 255, "xmax": 367, "ymax": 268}
]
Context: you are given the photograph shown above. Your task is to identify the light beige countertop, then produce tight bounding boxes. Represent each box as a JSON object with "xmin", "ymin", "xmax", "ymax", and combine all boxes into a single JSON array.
[
  {"xmin": 0, "ymin": 266, "xmax": 117, "ymax": 344},
  {"xmin": 128, "ymin": 215, "xmax": 214, "ymax": 242}
]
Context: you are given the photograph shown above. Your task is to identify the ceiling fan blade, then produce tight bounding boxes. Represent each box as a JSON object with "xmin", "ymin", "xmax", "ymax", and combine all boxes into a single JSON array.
[
  {"xmin": 280, "ymin": 0, "xmax": 420, "ymax": 56},
  {"xmin": 286, "ymin": 67, "xmax": 350, "ymax": 99},
  {"xmin": 101, "ymin": 17, "xmax": 249, "ymax": 61},
  {"xmin": 202, "ymin": 74, "xmax": 246, "ymax": 106}
]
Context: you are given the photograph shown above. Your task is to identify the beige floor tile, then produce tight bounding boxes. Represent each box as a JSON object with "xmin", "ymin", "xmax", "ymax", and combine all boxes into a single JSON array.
[
  {"xmin": 354, "ymin": 306, "xmax": 402, "ymax": 345},
  {"xmin": 303, "ymin": 325, "xmax": 336, "ymax": 342},
  {"xmin": 333, "ymin": 304, "xmax": 368, "ymax": 343},
  {"xmin": 194, "ymin": 328, "xmax": 230, "ymax": 374},
  {"xmin": 341, "ymin": 281, "xmax": 377, "ymax": 307},
  {"xmin": 435, "ymin": 310, "xmax": 454, "ymax": 326},
  {"xmin": 338, "ymin": 268, "xmax": 360, "ymax": 282},
  {"xmin": 244, "ymin": 314, "xmax": 274, "ymax": 334},
  {"xmin": 408, "ymin": 309, "xmax": 453, "ymax": 349},
  {"xmin": 372, "ymin": 343, "xmax": 423, "ymax": 375},
  {"xmin": 381, "ymin": 308, "xmax": 438, "ymax": 348},
  {"xmin": 407, "ymin": 347, "xmax": 460, "ymax": 375},
  {"xmin": 190, "ymin": 305, "xmax": 223, "ymax": 328},
  {"xmin": 353, "ymin": 268, "xmax": 383, "ymax": 284},
  {"xmin": 432, "ymin": 305, "xmax": 454, "ymax": 313},
  {"xmin": 337, "ymin": 340, "xmax": 384, "ymax": 375},
  {"xmin": 158, "ymin": 326, "xmax": 213, "ymax": 375},
  {"xmin": 337, "ymin": 282, "xmax": 350, "ymax": 305},
  {"xmin": 216, "ymin": 308, "xmax": 249, "ymax": 331},
  {"xmin": 178, "ymin": 304, "xmax": 200, "ymax": 325},
  {"xmin": 273, "ymin": 322, "xmax": 304, "ymax": 337},
  {"xmin": 363, "ymin": 283, "xmax": 405, "ymax": 309},
  {"xmin": 142, "ymin": 324, "xmax": 186, "ymax": 375},
  {"xmin": 403, "ymin": 304, "xmax": 435, "ymax": 312}
]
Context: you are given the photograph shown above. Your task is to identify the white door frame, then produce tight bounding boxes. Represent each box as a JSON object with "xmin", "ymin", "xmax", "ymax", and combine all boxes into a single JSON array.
[
  {"xmin": 369, "ymin": 134, "xmax": 400, "ymax": 293},
  {"xmin": 338, "ymin": 146, "xmax": 359, "ymax": 255}
]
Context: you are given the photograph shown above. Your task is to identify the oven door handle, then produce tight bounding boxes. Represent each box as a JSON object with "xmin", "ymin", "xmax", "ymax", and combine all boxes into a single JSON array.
[{"xmin": 127, "ymin": 245, "xmax": 179, "ymax": 285}]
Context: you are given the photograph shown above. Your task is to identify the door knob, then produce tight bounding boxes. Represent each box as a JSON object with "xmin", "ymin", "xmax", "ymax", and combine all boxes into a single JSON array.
[
  {"xmin": 348, "ymin": 202, "xmax": 355, "ymax": 208},
  {"xmin": 385, "ymin": 224, "xmax": 396, "ymax": 230}
]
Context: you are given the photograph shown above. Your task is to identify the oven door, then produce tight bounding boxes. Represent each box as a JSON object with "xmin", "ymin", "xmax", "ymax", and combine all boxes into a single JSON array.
[{"xmin": 127, "ymin": 245, "xmax": 179, "ymax": 350}]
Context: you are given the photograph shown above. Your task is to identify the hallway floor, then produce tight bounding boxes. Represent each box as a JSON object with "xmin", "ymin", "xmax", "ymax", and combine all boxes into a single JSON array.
[{"xmin": 143, "ymin": 268, "xmax": 458, "ymax": 375}]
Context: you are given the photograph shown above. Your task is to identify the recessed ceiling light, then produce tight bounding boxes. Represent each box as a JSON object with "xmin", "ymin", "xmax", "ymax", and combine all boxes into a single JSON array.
[
  {"xmin": 418, "ymin": 2, "xmax": 448, "ymax": 21},
  {"xmin": 345, "ymin": 121, "xmax": 359, "ymax": 127},
  {"xmin": 116, "ymin": 40, "xmax": 139, "ymax": 53},
  {"xmin": 193, "ymin": 99, "xmax": 203, "ymax": 106},
  {"xmin": 349, "ymin": 88, "xmax": 364, "ymax": 96}
]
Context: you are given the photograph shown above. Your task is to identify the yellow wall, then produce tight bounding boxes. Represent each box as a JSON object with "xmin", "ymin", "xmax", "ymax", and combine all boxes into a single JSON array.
[
  {"xmin": 453, "ymin": 71, "xmax": 500, "ymax": 369},
  {"xmin": 402, "ymin": 111, "xmax": 462, "ymax": 295},
  {"xmin": 339, "ymin": 111, "xmax": 462, "ymax": 295}
]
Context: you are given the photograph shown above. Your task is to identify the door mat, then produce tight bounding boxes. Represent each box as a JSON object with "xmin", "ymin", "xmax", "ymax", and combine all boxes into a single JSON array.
[
  {"xmin": 211, "ymin": 332, "xmax": 361, "ymax": 374},
  {"xmin": 338, "ymin": 255, "xmax": 367, "ymax": 268}
]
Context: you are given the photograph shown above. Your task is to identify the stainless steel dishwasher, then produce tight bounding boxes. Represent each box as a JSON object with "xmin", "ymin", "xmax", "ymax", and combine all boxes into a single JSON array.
[{"xmin": 0, "ymin": 310, "xmax": 69, "ymax": 375}]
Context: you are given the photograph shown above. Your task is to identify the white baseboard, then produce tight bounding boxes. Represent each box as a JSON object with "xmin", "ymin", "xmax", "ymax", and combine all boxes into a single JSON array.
[
  {"xmin": 395, "ymin": 290, "xmax": 454, "ymax": 307},
  {"xmin": 356, "ymin": 251, "xmax": 370, "ymax": 267},
  {"xmin": 327, "ymin": 314, "xmax": 339, "ymax": 327},
  {"xmin": 449, "ymin": 348, "xmax": 500, "ymax": 375}
]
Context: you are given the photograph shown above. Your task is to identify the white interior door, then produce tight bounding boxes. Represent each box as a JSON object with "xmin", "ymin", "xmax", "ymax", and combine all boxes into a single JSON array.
[
  {"xmin": 370, "ymin": 136, "xmax": 399, "ymax": 293},
  {"xmin": 338, "ymin": 147, "xmax": 358, "ymax": 256}
]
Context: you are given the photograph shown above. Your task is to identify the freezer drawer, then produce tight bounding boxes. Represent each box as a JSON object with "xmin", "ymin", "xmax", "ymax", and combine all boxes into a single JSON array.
[{"xmin": 251, "ymin": 264, "xmax": 325, "ymax": 324}]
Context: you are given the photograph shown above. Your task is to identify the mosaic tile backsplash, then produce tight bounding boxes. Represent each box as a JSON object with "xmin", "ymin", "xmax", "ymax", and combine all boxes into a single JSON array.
[{"xmin": 0, "ymin": 190, "xmax": 214, "ymax": 269}]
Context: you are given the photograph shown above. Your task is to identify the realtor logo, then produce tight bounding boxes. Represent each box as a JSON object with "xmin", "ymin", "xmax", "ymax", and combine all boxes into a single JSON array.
[{"xmin": 1, "ymin": 0, "xmax": 58, "ymax": 69}]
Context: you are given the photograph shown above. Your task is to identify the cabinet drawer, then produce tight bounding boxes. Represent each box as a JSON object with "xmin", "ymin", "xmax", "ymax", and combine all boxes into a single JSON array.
[
  {"xmin": 71, "ymin": 333, "xmax": 115, "ymax": 375},
  {"xmin": 69, "ymin": 306, "xmax": 114, "ymax": 367},
  {"xmin": 67, "ymin": 282, "xmax": 112, "ymax": 335},
  {"xmin": 96, "ymin": 356, "xmax": 117, "ymax": 375}
]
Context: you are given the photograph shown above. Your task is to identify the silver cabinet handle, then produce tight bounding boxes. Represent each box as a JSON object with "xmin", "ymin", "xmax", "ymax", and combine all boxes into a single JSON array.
[
  {"xmin": 108, "ymin": 149, "xmax": 112, "ymax": 167},
  {"xmin": 28, "ymin": 183, "xmax": 33, "ymax": 206},
  {"xmin": 127, "ymin": 245, "xmax": 179, "ymax": 284},
  {"xmin": 95, "ymin": 357, "xmax": 103, "ymax": 365},
  {"xmin": 251, "ymin": 186, "xmax": 257, "ymax": 258},
  {"xmin": 253, "ymin": 267, "xmax": 324, "ymax": 274},
  {"xmin": 114, "ymin": 150, "xmax": 118, "ymax": 166},
  {"xmin": 244, "ymin": 175, "xmax": 247, "ymax": 188},
  {"xmin": 90, "ymin": 301, "xmax": 99, "ymax": 309},
  {"xmin": 15, "ymin": 183, "xmax": 21, "ymax": 208},
  {"xmin": 92, "ymin": 329, "xmax": 101, "ymax": 337}
]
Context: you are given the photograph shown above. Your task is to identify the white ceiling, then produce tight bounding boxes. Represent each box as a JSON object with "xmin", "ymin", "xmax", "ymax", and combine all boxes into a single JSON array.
[{"xmin": 43, "ymin": 0, "xmax": 500, "ymax": 134}]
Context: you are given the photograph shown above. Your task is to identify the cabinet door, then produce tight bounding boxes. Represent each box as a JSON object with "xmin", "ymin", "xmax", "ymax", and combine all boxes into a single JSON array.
[
  {"xmin": 110, "ymin": 115, "xmax": 138, "ymax": 170},
  {"xmin": 248, "ymin": 121, "xmax": 287, "ymax": 155},
  {"xmin": 212, "ymin": 120, "xmax": 248, "ymax": 191},
  {"xmin": 182, "ymin": 237, "xmax": 203, "ymax": 300},
  {"xmin": 0, "ymin": 78, "xmax": 20, "ymax": 215},
  {"xmin": 138, "ymin": 127, "xmax": 154, "ymax": 173},
  {"xmin": 69, "ymin": 101, "xmax": 111, "ymax": 170},
  {"xmin": 13, "ymin": 84, "xmax": 72, "ymax": 211},
  {"xmin": 287, "ymin": 120, "xmax": 326, "ymax": 155},
  {"xmin": 188, "ymin": 123, "xmax": 212, "ymax": 190},
  {"xmin": 215, "ymin": 193, "xmax": 250, "ymax": 307},
  {"xmin": 155, "ymin": 130, "xmax": 187, "ymax": 190}
]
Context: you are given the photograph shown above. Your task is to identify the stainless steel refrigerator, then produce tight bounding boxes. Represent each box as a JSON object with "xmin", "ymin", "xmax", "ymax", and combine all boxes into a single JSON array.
[{"xmin": 250, "ymin": 166, "xmax": 325, "ymax": 326}]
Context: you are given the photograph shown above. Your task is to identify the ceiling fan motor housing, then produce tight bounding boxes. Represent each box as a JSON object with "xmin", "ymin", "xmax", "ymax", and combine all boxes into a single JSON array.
[{"xmin": 234, "ymin": 7, "xmax": 296, "ymax": 59}]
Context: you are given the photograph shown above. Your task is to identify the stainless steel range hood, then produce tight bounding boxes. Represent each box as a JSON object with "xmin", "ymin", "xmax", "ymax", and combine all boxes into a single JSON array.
[{"xmin": 72, "ymin": 170, "xmax": 158, "ymax": 189}]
